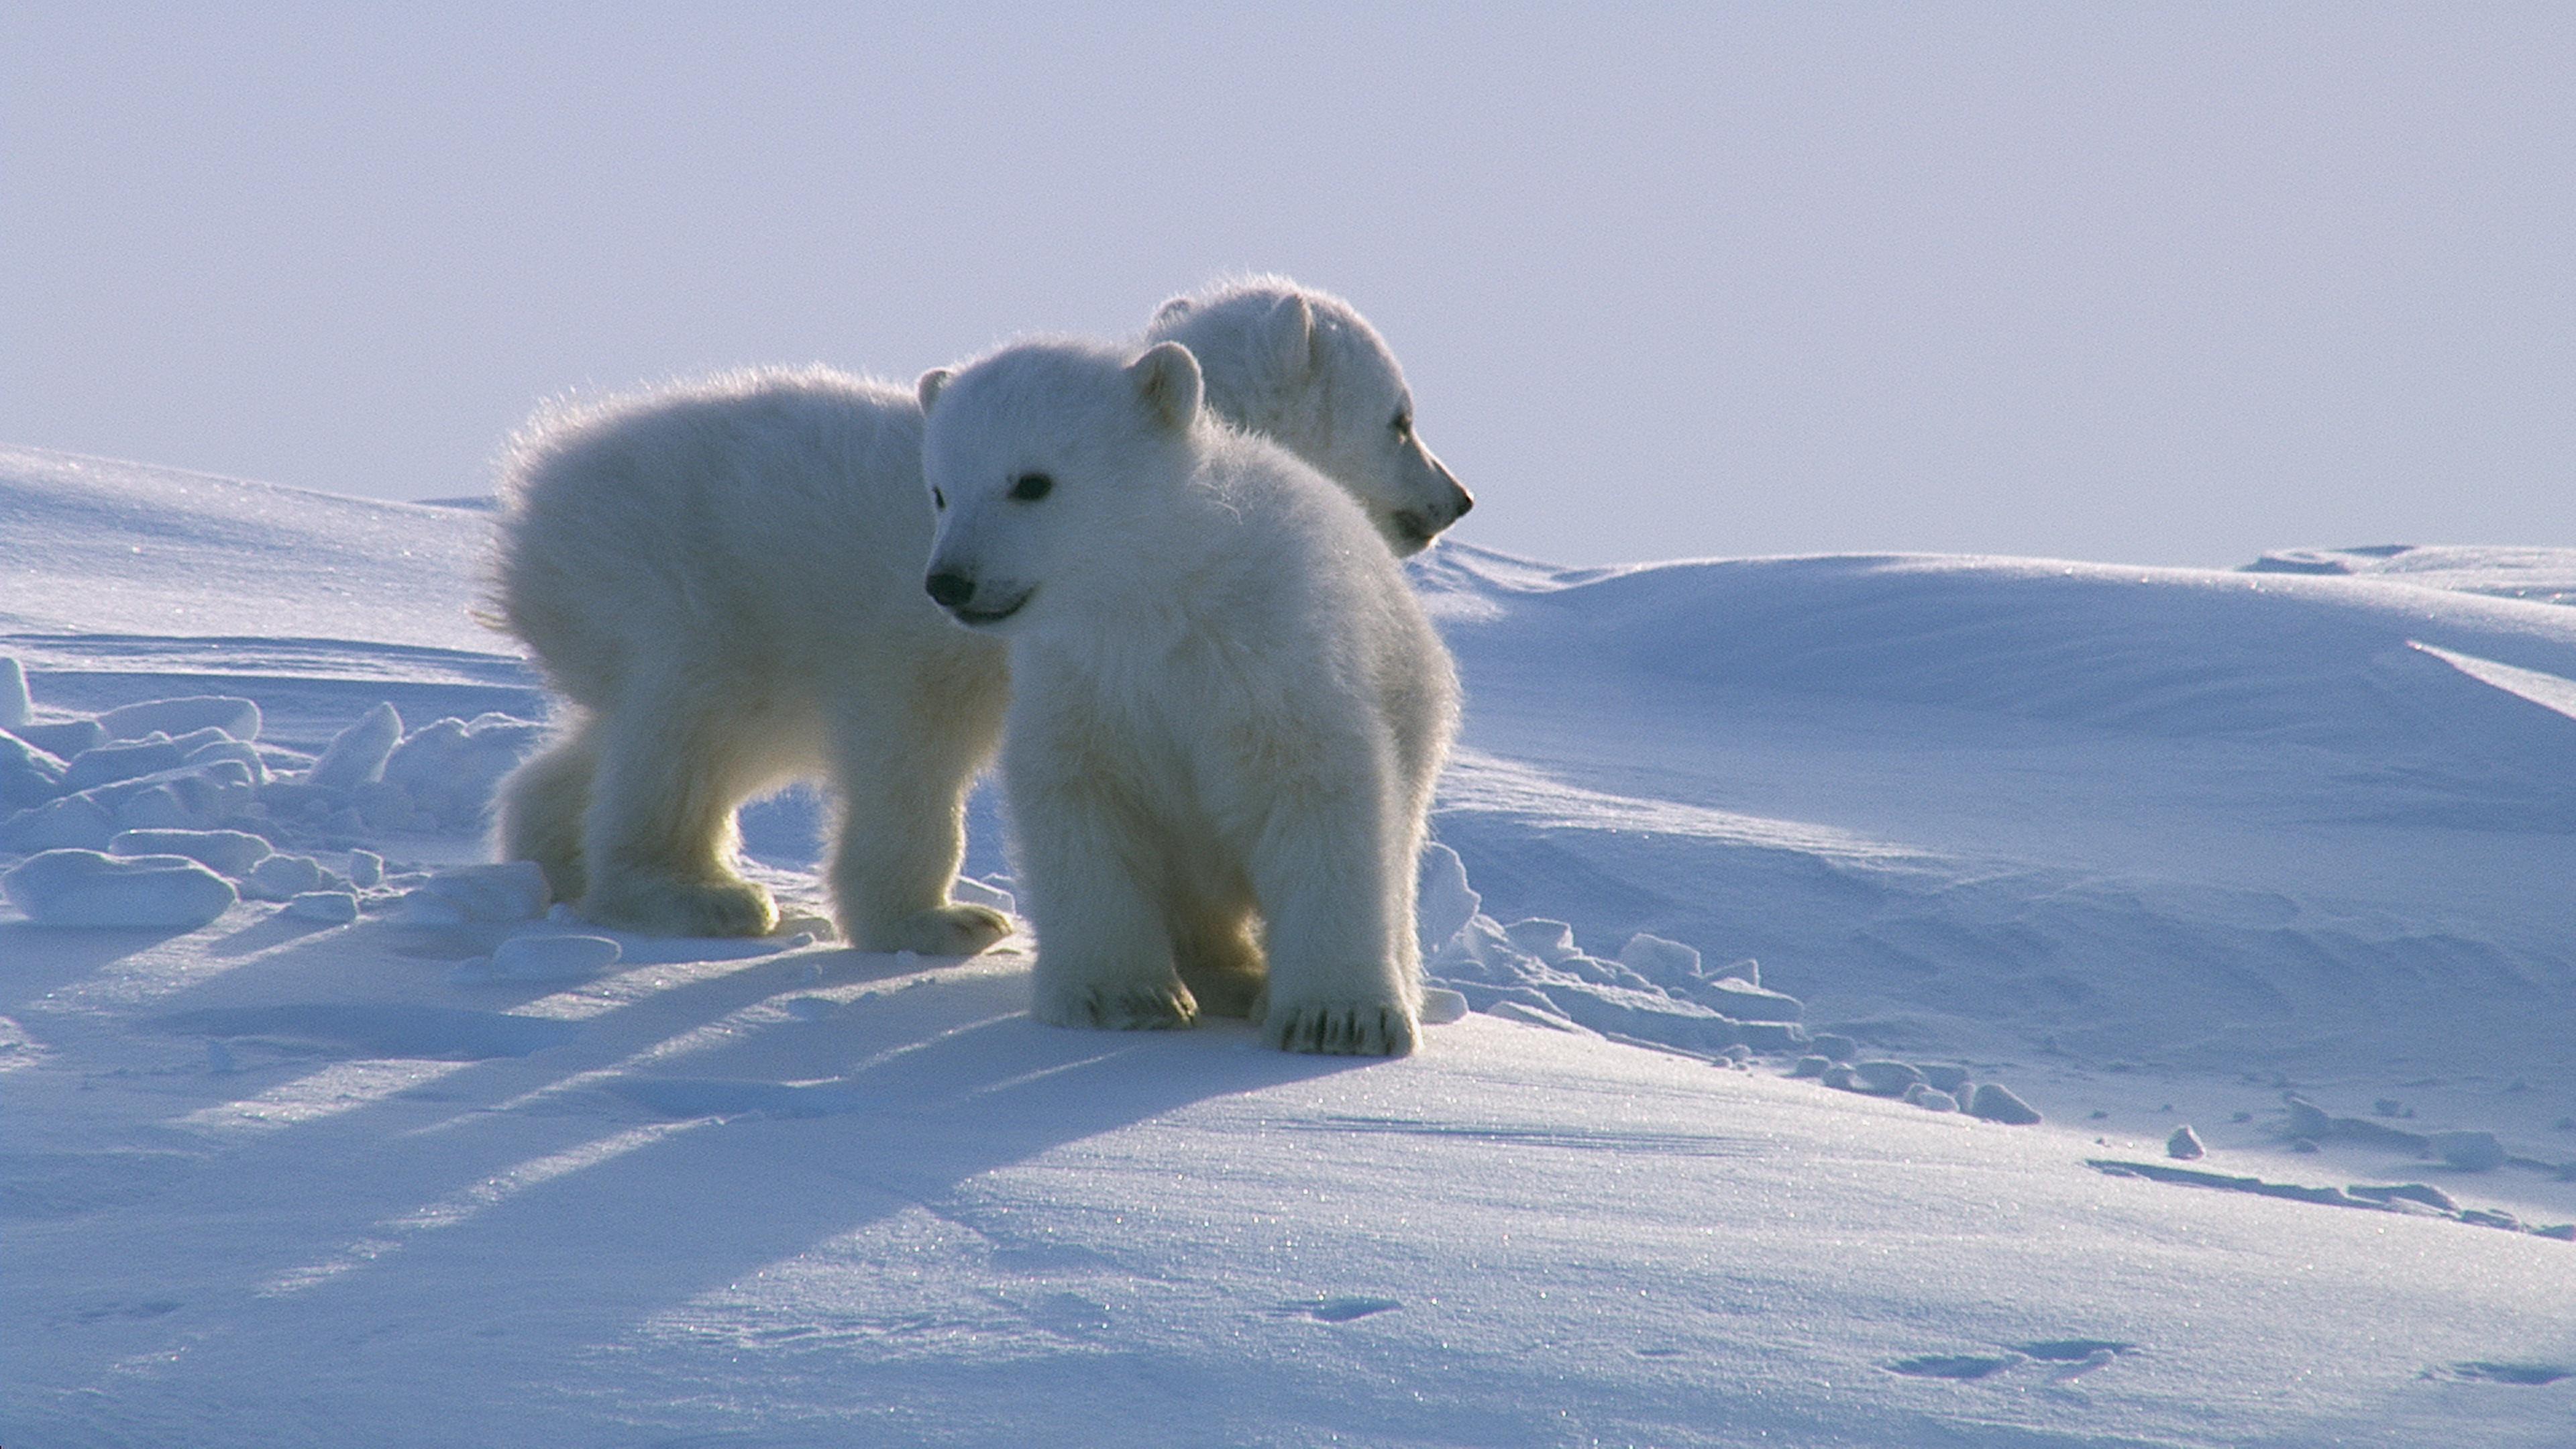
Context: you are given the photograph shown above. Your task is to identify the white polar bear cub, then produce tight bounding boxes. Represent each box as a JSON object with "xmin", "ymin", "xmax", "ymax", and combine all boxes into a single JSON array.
[
  {"xmin": 918, "ymin": 339, "xmax": 1460, "ymax": 1055},
  {"xmin": 1144, "ymin": 275, "xmax": 1472, "ymax": 551},
  {"xmin": 492, "ymin": 276, "xmax": 1468, "ymax": 951}
]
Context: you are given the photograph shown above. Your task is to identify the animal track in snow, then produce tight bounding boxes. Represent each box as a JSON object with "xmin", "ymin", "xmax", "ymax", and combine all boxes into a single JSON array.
[
  {"xmin": 2426, "ymin": 1361, "xmax": 2571, "ymax": 1385},
  {"xmin": 1886, "ymin": 1353, "xmax": 2025, "ymax": 1381},
  {"xmin": 1290, "ymin": 1114, "xmax": 1762, "ymax": 1157},
  {"xmin": 1271, "ymin": 1296, "xmax": 1403, "ymax": 1323},
  {"xmin": 1888, "ymin": 1340, "xmax": 2139, "ymax": 1382},
  {"xmin": 2013, "ymin": 1338, "xmax": 2138, "ymax": 1360},
  {"xmin": 1024, "ymin": 1291, "xmax": 1111, "ymax": 1335},
  {"xmin": 2088, "ymin": 1158, "xmax": 2576, "ymax": 1239}
]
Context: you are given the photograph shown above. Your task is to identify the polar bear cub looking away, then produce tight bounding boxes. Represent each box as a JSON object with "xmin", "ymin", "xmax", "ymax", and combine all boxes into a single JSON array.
[
  {"xmin": 918, "ymin": 339, "xmax": 1460, "ymax": 1055},
  {"xmin": 1144, "ymin": 277, "xmax": 1472, "ymax": 551},
  {"xmin": 492, "ymin": 277, "xmax": 1468, "ymax": 951}
]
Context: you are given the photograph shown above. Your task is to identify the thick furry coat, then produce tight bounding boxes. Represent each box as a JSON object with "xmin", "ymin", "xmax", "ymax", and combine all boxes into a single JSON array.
[
  {"xmin": 491, "ymin": 277, "xmax": 1467, "ymax": 951},
  {"xmin": 920, "ymin": 339, "xmax": 1459, "ymax": 1055}
]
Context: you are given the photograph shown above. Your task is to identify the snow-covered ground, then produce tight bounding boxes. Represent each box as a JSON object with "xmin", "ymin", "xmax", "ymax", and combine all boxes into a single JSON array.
[{"xmin": 4, "ymin": 443, "xmax": 2571, "ymax": 1448}]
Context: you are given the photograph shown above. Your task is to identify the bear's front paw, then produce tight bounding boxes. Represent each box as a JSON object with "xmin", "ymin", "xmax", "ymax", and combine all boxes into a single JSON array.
[
  {"xmin": 864, "ymin": 903, "xmax": 1012, "ymax": 957},
  {"xmin": 585, "ymin": 873, "xmax": 777, "ymax": 938},
  {"xmin": 1034, "ymin": 981, "xmax": 1197, "ymax": 1032},
  {"xmin": 1263, "ymin": 1000, "xmax": 1419, "ymax": 1057}
]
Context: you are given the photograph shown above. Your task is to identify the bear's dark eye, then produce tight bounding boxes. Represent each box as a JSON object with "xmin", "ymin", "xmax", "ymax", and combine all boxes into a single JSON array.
[
  {"xmin": 931, "ymin": 487, "xmax": 946, "ymax": 511},
  {"xmin": 1009, "ymin": 472, "xmax": 1054, "ymax": 502},
  {"xmin": 1391, "ymin": 409, "xmax": 1413, "ymax": 438}
]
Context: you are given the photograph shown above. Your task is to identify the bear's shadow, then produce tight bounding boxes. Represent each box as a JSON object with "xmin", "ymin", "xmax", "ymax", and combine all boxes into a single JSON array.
[
  {"xmin": 104, "ymin": 930, "xmax": 1389, "ymax": 1366},
  {"xmin": 365, "ymin": 961, "xmax": 1385, "ymax": 1360}
]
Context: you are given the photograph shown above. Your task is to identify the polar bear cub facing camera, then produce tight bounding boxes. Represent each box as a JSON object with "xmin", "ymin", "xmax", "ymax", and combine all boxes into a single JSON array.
[
  {"xmin": 492, "ymin": 276, "xmax": 1468, "ymax": 953},
  {"xmin": 919, "ymin": 339, "xmax": 1460, "ymax": 1055}
]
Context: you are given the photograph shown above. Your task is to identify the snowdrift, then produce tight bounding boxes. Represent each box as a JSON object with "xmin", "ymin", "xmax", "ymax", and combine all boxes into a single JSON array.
[{"xmin": 1418, "ymin": 542, "xmax": 2576, "ymax": 1072}]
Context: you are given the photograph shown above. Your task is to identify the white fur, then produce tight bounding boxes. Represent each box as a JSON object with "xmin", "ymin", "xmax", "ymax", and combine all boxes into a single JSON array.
[
  {"xmin": 492, "ymin": 280, "xmax": 1465, "ymax": 951},
  {"xmin": 492, "ymin": 368, "xmax": 1010, "ymax": 950},
  {"xmin": 920, "ymin": 339, "xmax": 1460, "ymax": 1056},
  {"xmin": 1145, "ymin": 274, "xmax": 1472, "ymax": 553}
]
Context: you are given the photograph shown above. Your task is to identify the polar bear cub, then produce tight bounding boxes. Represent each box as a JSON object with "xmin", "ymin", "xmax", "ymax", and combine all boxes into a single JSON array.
[
  {"xmin": 492, "ymin": 277, "xmax": 1468, "ymax": 951},
  {"xmin": 495, "ymin": 368, "xmax": 1011, "ymax": 951},
  {"xmin": 918, "ymin": 339, "xmax": 1460, "ymax": 1055},
  {"xmin": 1146, "ymin": 274, "xmax": 1472, "ymax": 551}
]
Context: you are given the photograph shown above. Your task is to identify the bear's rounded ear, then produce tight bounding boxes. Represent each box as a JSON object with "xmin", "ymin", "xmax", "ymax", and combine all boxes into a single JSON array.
[
  {"xmin": 916, "ymin": 368, "xmax": 953, "ymax": 413},
  {"xmin": 1127, "ymin": 341, "xmax": 1203, "ymax": 432},
  {"xmin": 1263, "ymin": 293, "xmax": 1315, "ymax": 379},
  {"xmin": 1151, "ymin": 294, "xmax": 1193, "ymax": 326}
]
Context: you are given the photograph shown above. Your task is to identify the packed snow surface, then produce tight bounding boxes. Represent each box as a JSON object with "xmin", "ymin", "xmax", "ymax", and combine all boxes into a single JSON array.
[{"xmin": 5, "ymin": 446, "xmax": 2572, "ymax": 1447}]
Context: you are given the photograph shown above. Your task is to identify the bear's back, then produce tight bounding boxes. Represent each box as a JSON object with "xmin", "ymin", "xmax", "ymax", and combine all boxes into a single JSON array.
[{"xmin": 496, "ymin": 367, "xmax": 971, "ymax": 700}]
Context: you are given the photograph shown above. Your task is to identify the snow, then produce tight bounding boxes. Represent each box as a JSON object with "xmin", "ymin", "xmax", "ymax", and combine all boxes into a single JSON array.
[
  {"xmin": 302, "ymin": 700, "xmax": 402, "ymax": 792},
  {"xmin": 451, "ymin": 932, "xmax": 626, "ymax": 986},
  {"xmin": 1, "ymin": 848, "xmax": 235, "ymax": 928},
  {"xmin": 108, "ymin": 827, "xmax": 273, "ymax": 877},
  {"xmin": 5, "ymin": 445, "xmax": 2573, "ymax": 1447}
]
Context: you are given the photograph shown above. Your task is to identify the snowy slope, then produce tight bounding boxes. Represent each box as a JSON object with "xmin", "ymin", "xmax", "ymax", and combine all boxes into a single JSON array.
[
  {"xmin": 5, "ymin": 447, "xmax": 2573, "ymax": 1448},
  {"xmin": 0, "ymin": 444, "xmax": 496, "ymax": 650},
  {"xmin": 1419, "ymin": 543, "xmax": 2576, "ymax": 1076}
]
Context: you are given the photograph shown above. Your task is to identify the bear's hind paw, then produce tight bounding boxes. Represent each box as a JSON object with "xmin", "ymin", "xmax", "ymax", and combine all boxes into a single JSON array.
[
  {"xmin": 585, "ymin": 874, "xmax": 777, "ymax": 938},
  {"xmin": 1263, "ymin": 1000, "xmax": 1418, "ymax": 1057},
  {"xmin": 865, "ymin": 903, "xmax": 1013, "ymax": 957},
  {"xmin": 1036, "ymin": 982, "xmax": 1197, "ymax": 1032}
]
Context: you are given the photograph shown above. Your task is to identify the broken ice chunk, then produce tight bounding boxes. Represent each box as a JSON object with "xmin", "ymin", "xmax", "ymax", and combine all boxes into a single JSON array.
[
  {"xmin": 0, "ymin": 729, "xmax": 65, "ymax": 809},
  {"xmin": 1, "ymin": 849, "xmax": 236, "ymax": 928},
  {"xmin": 1501, "ymin": 918, "xmax": 1578, "ymax": 963},
  {"xmin": 182, "ymin": 737, "xmax": 269, "ymax": 786},
  {"xmin": 378, "ymin": 713, "xmax": 545, "ymax": 828},
  {"xmin": 243, "ymin": 853, "xmax": 328, "ymax": 902},
  {"xmin": 1414, "ymin": 843, "xmax": 1482, "ymax": 956},
  {"xmin": 110, "ymin": 828, "xmax": 273, "ymax": 877},
  {"xmin": 1419, "ymin": 987, "xmax": 1469, "ymax": 1024},
  {"xmin": 0, "ymin": 657, "xmax": 26, "ymax": 729},
  {"xmin": 2428, "ymin": 1130, "xmax": 2505, "ymax": 1172},
  {"xmin": 400, "ymin": 861, "xmax": 551, "ymax": 924},
  {"xmin": 1697, "ymin": 975, "xmax": 1803, "ymax": 1023},
  {"xmin": 1969, "ymin": 1083, "xmax": 2044, "ymax": 1125},
  {"xmin": 305, "ymin": 702, "xmax": 402, "ymax": 790},
  {"xmin": 9, "ymin": 719, "xmax": 105, "ymax": 757},
  {"xmin": 1844, "ymin": 1060, "xmax": 1926, "ymax": 1096},
  {"xmin": 61, "ymin": 737, "xmax": 186, "ymax": 794},
  {"xmin": 453, "ymin": 932, "xmax": 623, "ymax": 983},
  {"xmin": 0, "ymin": 793, "xmax": 117, "ymax": 852},
  {"xmin": 99, "ymin": 696, "xmax": 261, "ymax": 743},
  {"xmin": 284, "ymin": 890, "xmax": 360, "ymax": 923}
]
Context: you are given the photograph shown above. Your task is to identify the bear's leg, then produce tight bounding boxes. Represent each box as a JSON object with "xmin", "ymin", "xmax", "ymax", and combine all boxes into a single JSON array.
[
  {"xmin": 494, "ymin": 717, "xmax": 599, "ymax": 907},
  {"xmin": 1248, "ymin": 796, "xmax": 1421, "ymax": 1057},
  {"xmin": 1169, "ymin": 894, "xmax": 1265, "ymax": 1019},
  {"xmin": 824, "ymin": 726, "xmax": 1010, "ymax": 957},
  {"xmin": 1012, "ymin": 782, "xmax": 1195, "ymax": 1031},
  {"xmin": 578, "ymin": 688, "xmax": 780, "ymax": 938}
]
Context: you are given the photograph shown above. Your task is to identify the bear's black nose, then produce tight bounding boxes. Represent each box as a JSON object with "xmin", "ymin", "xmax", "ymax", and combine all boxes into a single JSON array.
[{"xmin": 924, "ymin": 572, "xmax": 976, "ymax": 608}]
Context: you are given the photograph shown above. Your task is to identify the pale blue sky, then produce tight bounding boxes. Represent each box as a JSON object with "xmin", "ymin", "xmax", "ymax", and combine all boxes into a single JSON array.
[{"xmin": 6, "ymin": 3, "xmax": 2569, "ymax": 568}]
